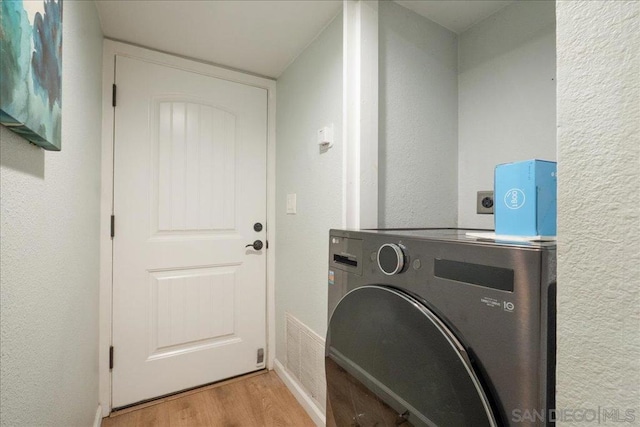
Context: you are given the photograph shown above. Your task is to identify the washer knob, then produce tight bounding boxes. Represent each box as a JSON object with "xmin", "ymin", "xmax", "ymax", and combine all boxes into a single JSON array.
[{"xmin": 377, "ymin": 243, "xmax": 406, "ymax": 275}]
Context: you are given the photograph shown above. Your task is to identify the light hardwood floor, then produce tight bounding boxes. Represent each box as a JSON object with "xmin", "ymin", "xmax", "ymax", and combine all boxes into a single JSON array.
[{"xmin": 103, "ymin": 371, "xmax": 316, "ymax": 427}]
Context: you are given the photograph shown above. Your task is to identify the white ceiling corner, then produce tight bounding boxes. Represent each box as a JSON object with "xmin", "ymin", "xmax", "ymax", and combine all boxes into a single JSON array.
[{"xmin": 393, "ymin": 0, "xmax": 515, "ymax": 34}]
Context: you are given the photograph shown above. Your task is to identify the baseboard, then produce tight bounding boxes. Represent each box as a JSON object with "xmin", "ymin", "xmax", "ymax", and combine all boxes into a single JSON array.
[
  {"xmin": 274, "ymin": 359, "xmax": 325, "ymax": 426},
  {"xmin": 93, "ymin": 405, "xmax": 102, "ymax": 427}
]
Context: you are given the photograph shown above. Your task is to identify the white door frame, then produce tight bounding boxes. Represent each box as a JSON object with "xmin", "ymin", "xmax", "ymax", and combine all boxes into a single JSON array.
[{"xmin": 99, "ymin": 40, "xmax": 277, "ymax": 416}]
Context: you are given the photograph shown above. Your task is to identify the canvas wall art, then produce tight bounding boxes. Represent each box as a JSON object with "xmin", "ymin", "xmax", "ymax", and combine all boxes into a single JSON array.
[{"xmin": 0, "ymin": 0, "xmax": 63, "ymax": 151}]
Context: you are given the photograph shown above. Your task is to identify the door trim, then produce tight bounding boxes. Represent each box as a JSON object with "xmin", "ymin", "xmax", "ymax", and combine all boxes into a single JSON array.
[{"xmin": 99, "ymin": 39, "xmax": 277, "ymax": 417}]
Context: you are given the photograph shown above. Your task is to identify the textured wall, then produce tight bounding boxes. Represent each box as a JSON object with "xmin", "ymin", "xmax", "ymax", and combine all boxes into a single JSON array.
[
  {"xmin": 275, "ymin": 13, "xmax": 342, "ymax": 363},
  {"xmin": 378, "ymin": 1, "xmax": 458, "ymax": 228},
  {"xmin": 556, "ymin": 0, "xmax": 640, "ymax": 422},
  {"xmin": 0, "ymin": 2, "xmax": 103, "ymax": 426},
  {"xmin": 458, "ymin": 1, "xmax": 557, "ymax": 229}
]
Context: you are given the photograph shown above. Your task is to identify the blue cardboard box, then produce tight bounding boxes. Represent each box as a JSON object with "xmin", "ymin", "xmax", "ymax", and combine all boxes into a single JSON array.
[{"xmin": 494, "ymin": 159, "xmax": 557, "ymax": 237}]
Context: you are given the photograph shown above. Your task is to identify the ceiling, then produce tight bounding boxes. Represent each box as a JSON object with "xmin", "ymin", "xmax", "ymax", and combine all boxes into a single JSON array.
[
  {"xmin": 96, "ymin": 0, "xmax": 342, "ymax": 79},
  {"xmin": 96, "ymin": 1, "xmax": 514, "ymax": 79},
  {"xmin": 394, "ymin": 1, "xmax": 514, "ymax": 34}
]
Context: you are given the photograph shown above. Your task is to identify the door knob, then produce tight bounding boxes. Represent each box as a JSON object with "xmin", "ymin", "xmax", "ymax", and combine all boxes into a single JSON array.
[{"xmin": 245, "ymin": 240, "xmax": 264, "ymax": 251}]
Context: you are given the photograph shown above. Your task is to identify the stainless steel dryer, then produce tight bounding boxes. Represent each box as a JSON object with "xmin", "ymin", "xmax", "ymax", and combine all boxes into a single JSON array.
[{"xmin": 326, "ymin": 228, "xmax": 556, "ymax": 427}]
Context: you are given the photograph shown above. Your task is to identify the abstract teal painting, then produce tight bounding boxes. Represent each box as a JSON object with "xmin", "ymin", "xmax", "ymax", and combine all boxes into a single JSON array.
[{"xmin": 0, "ymin": 0, "xmax": 63, "ymax": 151}]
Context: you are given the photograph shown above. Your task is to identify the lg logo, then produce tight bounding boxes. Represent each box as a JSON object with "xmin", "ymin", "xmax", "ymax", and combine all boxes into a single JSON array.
[
  {"xmin": 504, "ymin": 301, "xmax": 515, "ymax": 312},
  {"xmin": 504, "ymin": 189, "xmax": 526, "ymax": 210}
]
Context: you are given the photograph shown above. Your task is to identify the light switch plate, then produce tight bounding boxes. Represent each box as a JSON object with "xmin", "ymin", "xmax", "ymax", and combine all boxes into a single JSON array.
[
  {"xmin": 477, "ymin": 191, "xmax": 494, "ymax": 214},
  {"xmin": 286, "ymin": 193, "xmax": 297, "ymax": 214}
]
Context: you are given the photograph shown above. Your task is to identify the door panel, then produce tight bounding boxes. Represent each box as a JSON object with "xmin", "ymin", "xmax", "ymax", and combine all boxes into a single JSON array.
[
  {"xmin": 154, "ymin": 100, "xmax": 237, "ymax": 232},
  {"xmin": 112, "ymin": 55, "xmax": 267, "ymax": 407},
  {"xmin": 149, "ymin": 266, "xmax": 237, "ymax": 357}
]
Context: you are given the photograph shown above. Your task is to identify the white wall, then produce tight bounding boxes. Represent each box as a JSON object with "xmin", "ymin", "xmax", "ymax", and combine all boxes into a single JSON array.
[
  {"xmin": 457, "ymin": 1, "xmax": 556, "ymax": 229},
  {"xmin": 379, "ymin": 1, "xmax": 556, "ymax": 230},
  {"xmin": 0, "ymin": 2, "xmax": 103, "ymax": 426},
  {"xmin": 275, "ymin": 13, "xmax": 343, "ymax": 366},
  {"xmin": 378, "ymin": 0, "xmax": 458, "ymax": 228},
  {"xmin": 556, "ymin": 0, "xmax": 639, "ymax": 420}
]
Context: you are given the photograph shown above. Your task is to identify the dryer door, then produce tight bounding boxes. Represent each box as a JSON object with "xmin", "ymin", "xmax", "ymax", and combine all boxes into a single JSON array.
[{"xmin": 326, "ymin": 285, "xmax": 497, "ymax": 427}]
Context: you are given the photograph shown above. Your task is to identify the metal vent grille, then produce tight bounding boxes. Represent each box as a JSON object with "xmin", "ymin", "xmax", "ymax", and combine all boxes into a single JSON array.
[{"xmin": 285, "ymin": 313, "xmax": 326, "ymax": 410}]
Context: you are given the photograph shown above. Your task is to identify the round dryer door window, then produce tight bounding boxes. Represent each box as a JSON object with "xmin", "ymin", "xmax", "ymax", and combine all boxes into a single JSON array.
[{"xmin": 326, "ymin": 286, "xmax": 497, "ymax": 427}]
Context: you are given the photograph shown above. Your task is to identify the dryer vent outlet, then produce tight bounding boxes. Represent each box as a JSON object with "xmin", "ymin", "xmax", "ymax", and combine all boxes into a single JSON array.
[{"xmin": 285, "ymin": 313, "xmax": 326, "ymax": 411}]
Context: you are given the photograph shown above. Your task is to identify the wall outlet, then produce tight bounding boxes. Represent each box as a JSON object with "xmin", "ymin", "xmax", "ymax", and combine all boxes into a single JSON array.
[{"xmin": 477, "ymin": 191, "xmax": 494, "ymax": 214}]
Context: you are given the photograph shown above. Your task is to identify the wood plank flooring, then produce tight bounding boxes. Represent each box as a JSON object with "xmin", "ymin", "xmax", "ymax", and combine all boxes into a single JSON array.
[{"xmin": 103, "ymin": 371, "xmax": 316, "ymax": 427}]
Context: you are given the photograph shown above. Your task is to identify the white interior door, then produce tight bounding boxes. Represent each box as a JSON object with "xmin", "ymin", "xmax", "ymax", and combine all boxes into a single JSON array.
[{"xmin": 112, "ymin": 55, "xmax": 267, "ymax": 408}]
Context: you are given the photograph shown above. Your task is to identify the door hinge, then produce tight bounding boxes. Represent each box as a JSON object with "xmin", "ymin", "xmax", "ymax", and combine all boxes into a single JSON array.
[
  {"xmin": 112, "ymin": 84, "xmax": 117, "ymax": 107},
  {"xmin": 257, "ymin": 348, "xmax": 264, "ymax": 364},
  {"xmin": 110, "ymin": 215, "xmax": 115, "ymax": 238},
  {"xmin": 109, "ymin": 346, "xmax": 114, "ymax": 370}
]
